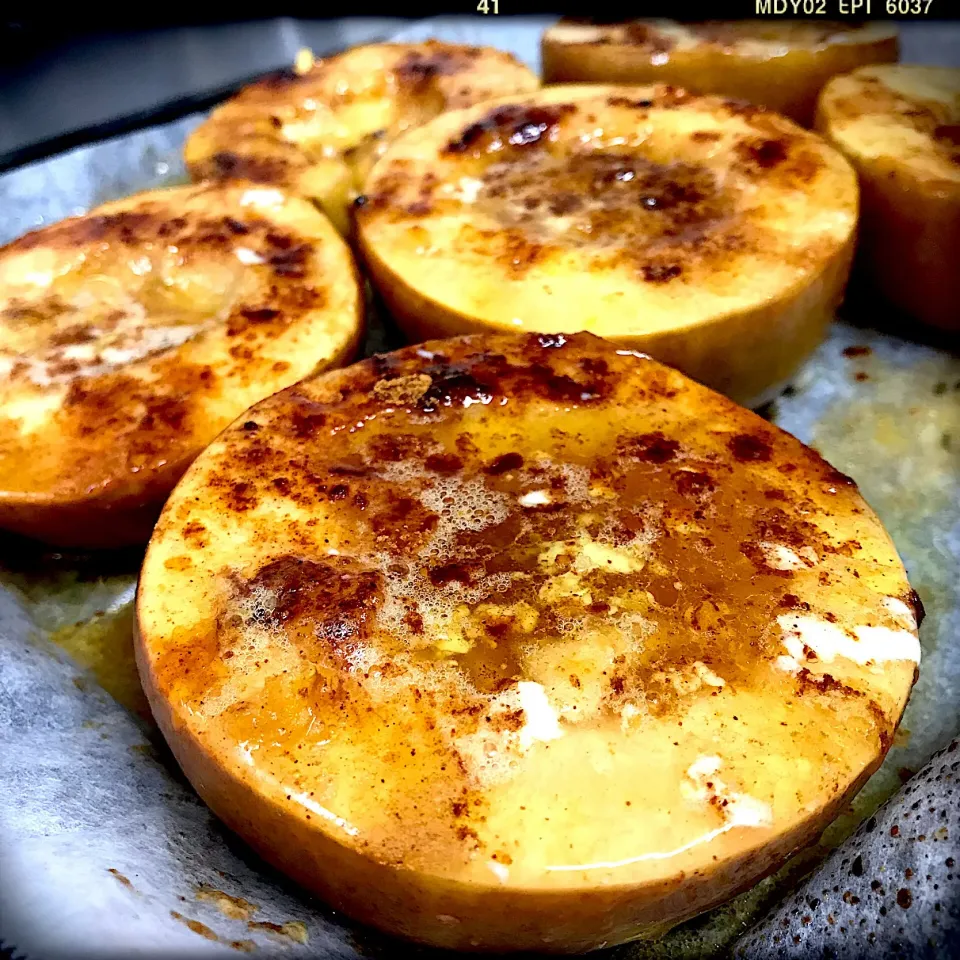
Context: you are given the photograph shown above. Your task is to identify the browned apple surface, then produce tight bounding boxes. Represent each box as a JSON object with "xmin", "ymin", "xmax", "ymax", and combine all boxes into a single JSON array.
[
  {"xmin": 0, "ymin": 183, "xmax": 363, "ymax": 547},
  {"xmin": 817, "ymin": 65, "xmax": 960, "ymax": 333},
  {"xmin": 356, "ymin": 85, "xmax": 859, "ymax": 405},
  {"xmin": 137, "ymin": 332, "xmax": 919, "ymax": 952},
  {"xmin": 185, "ymin": 42, "xmax": 539, "ymax": 234},
  {"xmin": 542, "ymin": 19, "xmax": 898, "ymax": 126}
]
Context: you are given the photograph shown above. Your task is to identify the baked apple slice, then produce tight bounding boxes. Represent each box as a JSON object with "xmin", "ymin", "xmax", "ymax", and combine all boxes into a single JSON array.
[
  {"xmin": 185, "ymin": 42, "xmax": 538, "ymax": 235},
  {"xmin": 355, "ymin": 85, "xmax": 858, "ymax": 405},
  {"xmin": 817, "ymin": 65, "xmax": 960, "ymax": 333},
  {"xmin": 136, "ymin": 332, "xmax": 920, "ymax": 952},
  {"xmin": 542, "ymin": 19, "xmax": 898, "ymax": 126},
  {"xmin": 0, "ymin": 183, "xmax": 362, "ymax": 548}
]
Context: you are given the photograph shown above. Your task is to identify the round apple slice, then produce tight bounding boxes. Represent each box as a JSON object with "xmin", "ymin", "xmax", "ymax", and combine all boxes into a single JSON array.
[
  {"xmin": 816, "ymin": 65, "xmax": 960, "ymax": 333},
  {"xmin": 185, "ymin": 42, "xmax": 539, "ymax": 235},
  {"xmin": 542, "ymin": 19, "xmax": 898, "ymax": 126},
  {"xmin": 136, "ymin": 331, "xmax": 920, "ymax": 952},
  {"xmin": 355, "ymin": 85, "xmax": 859, "ymax": 406},
  {"xmin": 0, "ymin": 182, "xmax": 363, "ymax": 548}
]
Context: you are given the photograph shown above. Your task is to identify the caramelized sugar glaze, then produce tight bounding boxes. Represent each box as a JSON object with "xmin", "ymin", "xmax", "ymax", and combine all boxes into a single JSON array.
[
  {"xmin": 356, "ymin": 86, "xmax": 859, "ymax": 404},
  {"xmin": 137, "ymin": 334, "xmax": 919, "ymax": 951},
  {"xmin": 360, "ymin": 89, "xmax": 846, "ymax": 283},
  {"xmin": 185, "ymin": 42, "xmax": 538, "ymax": 233},
  {"xmin": 0, "ymin": 184, "xmax": 361, "ymax": 546}
]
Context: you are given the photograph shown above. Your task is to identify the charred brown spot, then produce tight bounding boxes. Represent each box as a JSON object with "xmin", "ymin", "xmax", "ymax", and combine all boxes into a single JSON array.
[
  {"xmin": 619, "ymin": 432, "xmax": 681, "ymax": 464},
  {"xmin": 287, "ymin": 399, "xmax": 328, "ymax": 439},
  {"xmin": 394, "ymin": 48, "xmax": 471, "ymax": 88},
  {"xmin": 367, "ymin": 433, "xmax": 429, "ymax": 463},
  {"xmin": 821, "ymin": 463, "xmax": 856, "ymax": 487},
  {"xmin": 265, "ymin": 237, "xmax": 311, "ymax": 279},
  {"xmin": 369, "ymin": 495, "xmax": 439, "ymax": 550},
  {"xmin": 607, "ymin": 96, "xmax": 654, "ymax": 110},
  {"xmin": 642, "ymin": 263, "xmax": 682, "ymax": 283},
  {"xmin": 224, "ymin": 217, "xmax": 250, "ymax": 235},
  {"xmin": 728, "ymin": 432, "xmax": 773, "ymax": 462},
  {"xmin": 237, "ymin": 555, "xmax": 382, "ymax": 646},
  {"xmin": 419, "ymin": 366, "xmax": 497, "ymax": 411},
  {"xmin": 548, "ymin": 193, "xmax": 582, "ymax": 215},
  {"xmin": 906, "ymin": 589, "xmax": 925, "ymax": 627},
  {"xmin": 796, "ymin": 669, "xmax": 862, "ymax": 698},
  {"xmin": 738, "ymin": 138, "xmax": 789, "ymax": 169},
  {"xmin": 753, "ymin": 509, "xmax": 826, "ymax": 558},
  {"xmin": 238, "ymin": 307, "xmax": 280, "ymax": 325},
  {"xmin": 499, "ymin": 229, "xmax": 545, "ymax": 276},
  {"xmin": 10, "ymin": 210, "xmax": 186, "ymax": 252},
  {"xmin": 486, "ymin": 452, "xmax": 524, "ymax": 475},
  {"xmin": 224, "ymin": 481, "xmax": 257, "ymax": 512},
  {"xmin": 62, "ymin": 365, "xmax": 198, "ymax": 449},
  {"xmin": 456, "ymin": 825, "xmax": 480, "ymax": 844},
  {"xmin": 429, "ymin": 562, "xmax": 475, "ymax": 587},
  {"xmin": 527, "ymin": 363, "xmax": 609, "ymax": 404},
  {"xmin": 139, "ymin": 395, "xmax": 187, "ymax": 432},
  {"xmin": 182, "ymin": 521, "xmax": 208, "ymax": 547},
  {"xmin": 47, "ymin": 325, "xmax": 97, "ymax": 347},
  {"xmin": 2, "ymin": 296, "xmax": 71, "ymax": 325},
  {"xmin": 934, "ymin": 123, "xmax": 960, "ymax": 147},
  {"xmin": 444, "ymin": 103, "xmax": 575, "ymax": 154},
  {"xmin": 736, "ymin": 135, "xmax": 823, "ymax": 185},
  {"xmin": 674, "ymin": 470, "xmax": 715, "ymax": 497},
  {"xmin": 934, "ymin": 124, "xmax": 960, "ymax": 164},
  {"xmin": 209, "ymin": 151, "xmax": 289, "ymax": 183},
  {"xmin": 476, "ymin": 150, "xmax": 733, "ymax": 279},
  {"xmin": 424, "ymin": 453, "xmax": 463, "ymax": 474},
  {"xmin": 579, "ymin": 357, "xmax": 608, "ymax": 376}
]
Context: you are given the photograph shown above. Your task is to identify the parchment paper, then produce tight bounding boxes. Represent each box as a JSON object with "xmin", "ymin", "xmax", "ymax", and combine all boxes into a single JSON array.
[{"xmin": 1, "ymin": 16, "xmax": 958, "ymax": 960}]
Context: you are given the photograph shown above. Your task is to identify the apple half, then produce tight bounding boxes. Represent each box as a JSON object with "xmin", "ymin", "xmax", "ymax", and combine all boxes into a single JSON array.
[{"xmin": 136, "ymin": 332, "xmax": 920, "ymax": 952}]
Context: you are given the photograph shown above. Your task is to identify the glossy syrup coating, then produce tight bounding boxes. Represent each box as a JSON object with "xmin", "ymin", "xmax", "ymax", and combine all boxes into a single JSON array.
[
  {"xmin": 816, "ymin": 65, "xmax": 960, "ymax": 332},
  {"xmin": 0, "ymin": 183, "xmax": 362, "ymax": 547},
  {"xmin": 356, "ymin": 85, "xmax": 858, "ymax": 405},
  {"xmin": 137, "ymin": 332, "xmax": 920, "ymax": 952},
  {"xmin": 542, "ymin": 19, "xmax": 898, "ymax": 126},
  {"xmin": 185, "ymin": 42, "xmax": 538, "ymax": 234}
]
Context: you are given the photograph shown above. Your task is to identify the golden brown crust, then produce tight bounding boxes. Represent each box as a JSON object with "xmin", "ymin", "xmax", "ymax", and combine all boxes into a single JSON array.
[
  {"xmin": 0, "ymin": 183, "xmax": 363, "ymax": 547},
  {"xmin": 137, "ymin": 332, "xmax": 917, "ymax": 951},
  {"xmin": 542, "ymin": 19, "xmax": 898, "ymax": 125},
  {"xmin": 184, "ymin": 42, "xmax": 538, "ymax": 234},
  {"xmin": 816, "ymin": 65, "xmax": 960, "ymax": 332},
  {"xmin": 355, "ymin": 85, "xmax": 858, "ymax": 404}
]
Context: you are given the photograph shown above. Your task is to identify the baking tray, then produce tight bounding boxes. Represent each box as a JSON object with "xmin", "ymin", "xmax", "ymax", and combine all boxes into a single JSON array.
[{"xmin": 1, "ymin": 16, "xmax": 958, "ymax": 960}]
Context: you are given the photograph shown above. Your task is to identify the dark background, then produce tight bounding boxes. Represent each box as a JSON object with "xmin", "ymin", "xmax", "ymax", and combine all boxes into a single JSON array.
[
  {"xmin": 1, "ymin": 8, "xmax": 958, "ymax": 170},
  {"xmin": 0, "ymin": 3, "xmax": 561, "ymax": 68}
]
